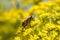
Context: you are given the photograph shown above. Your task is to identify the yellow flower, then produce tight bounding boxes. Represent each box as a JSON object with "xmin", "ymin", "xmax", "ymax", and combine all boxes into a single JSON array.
[
  {"xmin": 44, "ymin": 36, "xmax": 51, "ymax": 40},
  {"xmin": 30, "ymin": 18, "xmax": 41, "ymax": 26},
  {"xmin": 42, "ymin": 30, "xmax": 47, "ymax": 34},
  {"xmin": 3, "ymin": 11, "xmax": 11, "ymax": 20},
  {"xmin": 38, "ymin": 31, "xmax": 42, "ymax": 35},
  {"xmin": 30, "ymin": 21, "xmax": 36, "ymax": 26},
  {"xmin": 33, "ymin": 5, "xmax": 39, "ymax": 10},
  {"xmin": 38, "ymin": 31, "xmax": 47, "ymax": 37},
  {"xmin": 33, "ymin": 35, "xmax": 39, "ymax": 40},
  {"xmin": 57, "ymin": 20, "xmax": 60, "ymax": 25},
  {"xmin": 51, "ymin": 14, "xmax": 56, "ymax": 21},
  {"xmin": 14, "ymin": 36, "xmax": 21, "ymax": 40},
  {"xmin": 9, "ymin": 9, "xmax": 20, "ymax": 19},
  {"xmin": 34, "ymin": 9, "xmax": 41, "ymax": 15},
  {"xmin": 56, "ymin": 36, "xmax": 60, "ymax": 40},
  {"xmin": 29, "ymin": 34, "xmax": 39, "ymax": 40},
  {"xmin": 16, "ymin": 27, "xmax": 23, "ymax": 34},
  {"xmin": 16, "ymin": 9, "xmax": 23, "ymax": 14},
  {"xmin": 56, "ymin": 25, "xmax": 60, "ymax": 30},
  {"xmin": 40, "ymin": 13, "xmax": 50, "ymax": 17},
  {"xmin": 46, "ymin": 1, "xmax": 54, "ymax": 6},
  {"xmin": 35, "ymin": 18, "xmax": 41, "ymax": 23},
  {"xmin": 50, "ymin": 30, "xmax": 57, "ymax": 38},
  {"xmin": 29, "ymin": 38, "xmax": 35, "ymax": 40},
  {"xmin": 23, "ymin": 12, "xmax": 30, "ymax": 19},
  {"xmin": 23, "ymin": 28, "xmax": 33, "ymax": 36},
  {"xmin": 4, "ymin": 9, "xmax": 20, "ymax": 20},
  {"xmin": 42, "ymin": 38, "xmax": 45, "ymax": 40},
  {"xmin": 29, "ymin": 34, "xmax": 35, "ymax": 40},
  {"xmin": 38, "ymin": 2, "xmax": 46, "ymax": 9},
  {"xmin": 45, "ymin": 22, "xmax": 56, "ymax": 29},
  {"xmin": 51, "ymin": 0, "xmax": 60, "ymax": 2}
]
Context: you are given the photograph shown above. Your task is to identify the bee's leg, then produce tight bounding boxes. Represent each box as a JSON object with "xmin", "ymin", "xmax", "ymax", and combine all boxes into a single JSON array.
[
  {"xmin": 21, "ymin": 27, "xmax": 26, "ymax": 32},
  {"xmin": 29, "ymin": 24, "xmax": 33, "ymax": 28}
]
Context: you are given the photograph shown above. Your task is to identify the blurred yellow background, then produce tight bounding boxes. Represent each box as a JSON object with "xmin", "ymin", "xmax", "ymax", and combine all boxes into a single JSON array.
[{"xmin": 0, "ymin": 0, "xmax": 60, "ymax": 40}]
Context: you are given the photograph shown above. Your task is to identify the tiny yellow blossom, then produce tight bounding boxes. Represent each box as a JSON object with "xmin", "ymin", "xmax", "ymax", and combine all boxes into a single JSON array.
[
  {"xmin": 29, "ymin": 38, "xmax": 35, "ymax": 40},
  {"xmin": 57, "ymin": 20, "xmax": 60, "ymax": 25},
  {"xmin": 38, "ymin": 31, "xmax": 47, "ymax": 37},
  {"xmin": 51, "ymin": 0, "xmax": 60, "ymax": 2},
  {"xmin": 56, "ymin": 36, "xmax": 60, "ymax": 40},
  {"xmin": 46, "ymin": 1, "xmax": 54, "ymax": 6},
  {"xmin": 31, "ymin": 18, "xmax": 41, "ymax": 26},
  {"xmin": 23, "ymin": 12, "xmax": 30, "ymax": 19},
  {"xmin": 16, "ymin": 27, "xmax": 23, "ymax": 34},
  {"xmin": 42, "ymin": 30, "xmax": 47, "ymax": 34},
  {"xmin": 40, "ymin": 13, "xmax": 50, "ymax": 17},
  {"xmin": 29, "ymin": 34, "xmax": 35, "ymax": 40},
  {"xmin": 50, "ymin": 30, "xmax": 58, "ymax": 38},
  {"xmin": 33, "ymin": 35, "xmax": 39, "ymax": 40},
  {"xmin": 14, "ymin": 36, "xmax": 21, "ymax": 40},
  {"xmin": 42, "ymin": 38, "xmax": 45, "ymax": 40},
  {"xmin": 34, "ymin": 9, "xmax": 41, "ymax": 15},
  {"xmin": 35, "ymin": 18, "xmax": 41, "ymax": 23},
  {"xmin": 23, "ymin": 28, "xmax": 33, "ymax": 36},
  {"xmin": 38, "ymin": 2, "xmax": 46, "ymax": 9},
  {"xmin": 30, "ymin": 21, "xmax": 36, "ymax": 26},
  {"xmin": 44, "ymin": 36, "xmax": 51, "ymax": 40},
  {"xmin": 56, "ymin": 25, "xmax": 60, "ymax": 30},
  {"xmin": 45, "ymin": 22, "xmax": 56, "ymax": 29},
  {"xmin": 33, "ymin": 5, "xmax": 39, "ymax": 10}
]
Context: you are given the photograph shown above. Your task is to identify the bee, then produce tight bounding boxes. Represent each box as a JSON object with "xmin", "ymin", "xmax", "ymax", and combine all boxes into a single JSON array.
[
  {"xmin": 22, "ymin": 16, "xmax": 34, "ymax": 28},
  {"xmin": 16, "ymin": 15, "xmax": 35, "ymax": 33}
]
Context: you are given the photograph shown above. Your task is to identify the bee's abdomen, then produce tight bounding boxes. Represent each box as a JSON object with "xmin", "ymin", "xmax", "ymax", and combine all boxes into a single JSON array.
[{"xmin": 22, "ymin": 21, "xmax": 27, "ymax": 27}]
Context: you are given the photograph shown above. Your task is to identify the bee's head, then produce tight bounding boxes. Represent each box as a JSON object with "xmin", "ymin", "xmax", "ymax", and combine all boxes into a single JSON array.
[
  {"xmin": 31, "ymin": 14, "xmax": 38, "ymax": 21},
  {"xmin": 29, "ymin": 16, "xmax": 34, "ymax": 21}
]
